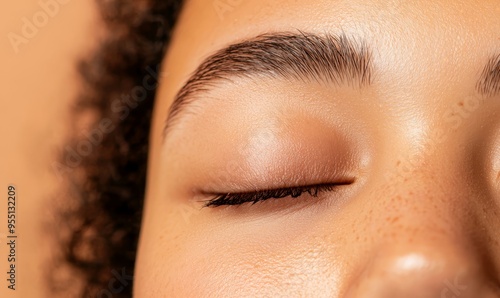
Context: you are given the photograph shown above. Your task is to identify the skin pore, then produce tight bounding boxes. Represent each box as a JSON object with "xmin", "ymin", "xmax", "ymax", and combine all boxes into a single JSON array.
[{"xmin": 135, "ymin": 0, "xmax": 500, "ymax": 296}]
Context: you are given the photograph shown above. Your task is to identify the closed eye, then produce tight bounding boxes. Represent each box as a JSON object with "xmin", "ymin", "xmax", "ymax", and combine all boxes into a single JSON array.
[{"xmin": 202, "ymin": 181, "xmax": 353, "ymax": 208}]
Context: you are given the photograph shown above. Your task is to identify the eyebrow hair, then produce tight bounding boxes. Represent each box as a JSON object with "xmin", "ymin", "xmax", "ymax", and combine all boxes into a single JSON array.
[
  {"xmin": 163, "ymin": 32, "xmax": 373, "ymax": 136},
  {"xmin": 477, "ymin": 53, "xmax": 500, "ymax": 96}
]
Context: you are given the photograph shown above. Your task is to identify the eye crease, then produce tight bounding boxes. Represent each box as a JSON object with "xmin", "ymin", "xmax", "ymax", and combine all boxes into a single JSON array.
[{"xmin": 202, "ymin": 181, "xmax": 354, "ymax": 208}]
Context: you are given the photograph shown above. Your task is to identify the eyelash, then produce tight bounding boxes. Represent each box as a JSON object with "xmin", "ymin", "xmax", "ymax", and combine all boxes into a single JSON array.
[{"xmin": 203, "ymin": 183, "xmax": 338, "ymax": 208}]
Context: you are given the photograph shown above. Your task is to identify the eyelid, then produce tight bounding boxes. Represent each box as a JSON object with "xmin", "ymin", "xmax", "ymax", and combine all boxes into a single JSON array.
[{"xmin": 201, "ymin": 181, "xmax": 353, "ymax": 208}]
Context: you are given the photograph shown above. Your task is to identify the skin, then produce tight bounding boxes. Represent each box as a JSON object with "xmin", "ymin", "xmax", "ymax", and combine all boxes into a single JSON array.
[{"xmin": 135, "ymin": 0, "xmax": 500, "ymax": 296}]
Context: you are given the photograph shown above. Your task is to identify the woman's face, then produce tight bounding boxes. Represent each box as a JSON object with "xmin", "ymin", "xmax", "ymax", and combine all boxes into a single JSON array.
[{"xmin": 135, "ymin": 0, "xmax": 500, "ymax": 296}]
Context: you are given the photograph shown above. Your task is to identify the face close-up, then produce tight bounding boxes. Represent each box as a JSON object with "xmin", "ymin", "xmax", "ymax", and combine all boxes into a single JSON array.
[{"xmin": 134, "ymin": 0, "xmax": 500, "ymax": 296}]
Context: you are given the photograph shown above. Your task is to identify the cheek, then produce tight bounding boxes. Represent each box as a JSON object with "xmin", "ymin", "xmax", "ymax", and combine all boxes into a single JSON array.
[
  {"xmin": 137, "ymin": 211, "xmax": 344, "ymax": 297},
  {"xmin": 164, "ymin": 237, "xmax": 341, "ymax": 296}
]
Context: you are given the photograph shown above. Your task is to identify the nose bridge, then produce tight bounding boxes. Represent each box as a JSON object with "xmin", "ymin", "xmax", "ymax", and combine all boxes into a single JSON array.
[
  {"xmin": 377, "ymin": 154, "xmax": 472, "ymax": 234},
  {"xmin": 378, "ymin": 128, "xmax": 487, "ymax": 223},
  {"xmin": 371, "ymin": 167, "xmax": 478, "ymax": 266}
]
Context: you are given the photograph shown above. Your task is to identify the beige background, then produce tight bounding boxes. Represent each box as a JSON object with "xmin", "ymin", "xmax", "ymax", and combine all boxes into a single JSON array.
[{"xmin": 0, "ymin": 0, "xmax": 97, "ymax": 297}]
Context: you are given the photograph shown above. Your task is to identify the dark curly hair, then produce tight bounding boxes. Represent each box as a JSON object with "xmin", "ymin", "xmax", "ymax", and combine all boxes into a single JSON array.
[{"xmin": 50, "ymin": 1, "xmax": 184, "ymax": 297}]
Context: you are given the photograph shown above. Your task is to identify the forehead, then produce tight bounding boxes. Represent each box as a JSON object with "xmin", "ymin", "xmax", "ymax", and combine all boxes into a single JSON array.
[
  {"xmin": 154, "ymin": 0, "xmax": 500, "ymax": 125},
  {"xmin": 153, "ymin": 0, "xmax": 500, "ymax": 135}
]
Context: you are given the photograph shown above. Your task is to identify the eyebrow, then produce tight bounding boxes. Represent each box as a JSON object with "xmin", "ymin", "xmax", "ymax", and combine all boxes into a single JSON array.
[
  {"xmin": 476, "ymin": 53, "xmax": 500, "ymax": 97},
  {"xmin": 163, "ymin": 32, "xmax": 373, "ymax": 136}
]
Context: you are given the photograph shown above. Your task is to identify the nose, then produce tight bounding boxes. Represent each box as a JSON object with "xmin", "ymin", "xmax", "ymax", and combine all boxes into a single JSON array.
[
  {"xmin": 340, "ymin": 164, "xmax": 500, "ymax": 297},
  {"xmin": 344, "ymin": 241, "xmax": 499, "ymax": 298}
]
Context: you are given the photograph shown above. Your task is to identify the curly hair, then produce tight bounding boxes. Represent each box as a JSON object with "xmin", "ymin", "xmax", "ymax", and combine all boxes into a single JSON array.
[{"xmin": 51, "ymin": 1, "xmax": 184, "ymax": 297}]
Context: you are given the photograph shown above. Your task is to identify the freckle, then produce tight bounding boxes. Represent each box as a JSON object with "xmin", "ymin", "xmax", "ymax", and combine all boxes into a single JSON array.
[
  {"xmin": 397, "ymin": 160, "xmax": 401, "ymax": 166},
  {"xmin": 458, "ymin": 101, "xmax": 464, "ymax": 106}
]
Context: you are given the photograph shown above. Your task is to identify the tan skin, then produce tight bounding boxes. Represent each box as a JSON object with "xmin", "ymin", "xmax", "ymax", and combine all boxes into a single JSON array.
[{"xmin": 134, "ymin": 0, "xmax": 500, "ymax": 296}]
